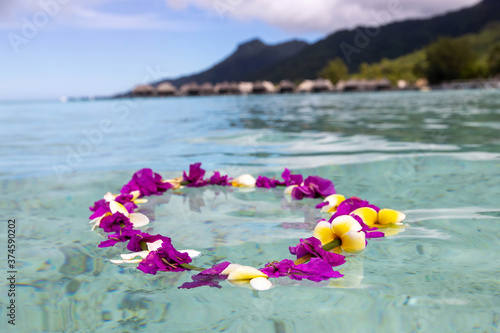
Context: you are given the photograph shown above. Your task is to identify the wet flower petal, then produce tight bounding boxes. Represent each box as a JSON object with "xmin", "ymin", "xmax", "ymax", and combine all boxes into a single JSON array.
[
  {"xmin": 231, "ymin": 174, "xmax": 256, "ymax": 187},
  {"xmin": 179, "ymin": 249, "xmax": 202, "ymax": 259},
  {"xmin": 378, "ymin": 209, "xmax": 406, "ymax": 224},
  {"xmin": 221, "ymin": 263, "xmax": 243, "ymax": 275},
  {"xmin": 313, "ymin": 220, "xmax": 337, "ymax": 245},
  {"xmin": 110, "ymin": 201, "xmax": 129, "ymax": 216},
  {"xmin": 227, "ymin": 266, "xmax": 268, "ymax": 280},
  {"xmin": 331, "ymin": 215, "xmax": 362, "ymax": 238},
  {"xmin": 250, "ymin": 277, "xmax": 273, "ymax": 291},
  {"xmin": 284, "ymin": 185, "xmax": 298, "ymax": 195},
  {"xmin": 128, "ymin": 213, "xmax": 150, "ymax": 228},
  {"xmin": 350, "ymin": 207, "xmax": 378, "ymax": 226},
  {"xmin": 341, "ymin": 230, "xmax": 366, "ymax": 253},
  {"xmin": 320, "ymin": 194, "xmax": 346, "ymax": 213}
]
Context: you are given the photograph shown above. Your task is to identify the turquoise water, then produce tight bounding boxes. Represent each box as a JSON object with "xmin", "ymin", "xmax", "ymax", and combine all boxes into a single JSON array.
[{"xmin": 1, "ymin": 90, "xmax": 499, "ymax": 332}]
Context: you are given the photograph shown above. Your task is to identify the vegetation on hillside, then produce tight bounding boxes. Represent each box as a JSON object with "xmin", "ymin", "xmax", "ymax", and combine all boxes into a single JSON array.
[
  {"xmin": 318, "ymin": 58, "xmax": 349, "ymax": 84},
  {"xmin": 322, "ymin": 22, "xmax": 500, "ymax": 85}
]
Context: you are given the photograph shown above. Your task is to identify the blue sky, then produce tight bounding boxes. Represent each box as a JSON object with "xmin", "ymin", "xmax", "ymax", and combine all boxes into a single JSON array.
[{"xmin": 0, "ymin": 0, "xmax": 480, "ymax": 100}]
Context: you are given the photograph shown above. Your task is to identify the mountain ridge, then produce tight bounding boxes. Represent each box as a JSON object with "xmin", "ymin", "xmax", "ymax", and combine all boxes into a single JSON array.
[
  {"xmin": 158, "ymin": 38, "xmax": 309, "ymax": 88},
  {"xmin": 152, "ymin": 0, "xmax": 500, "ymax": 88}
]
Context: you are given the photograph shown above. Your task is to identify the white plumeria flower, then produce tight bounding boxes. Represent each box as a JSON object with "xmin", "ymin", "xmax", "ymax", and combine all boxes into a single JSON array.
[
  {"xmin": 320, "ymin": 194, "xmax": 346, "ymax": 213},
  {"xmin": 231, "ymin": 174, "xmax": 257, "ymax": 187},
  {"xmin": 224, "ymin": 265, "xmax": 273, "ymax": 291},
  {"xmin": 284, "ymin": 185, "xmax": 298, "ymax": 195}
]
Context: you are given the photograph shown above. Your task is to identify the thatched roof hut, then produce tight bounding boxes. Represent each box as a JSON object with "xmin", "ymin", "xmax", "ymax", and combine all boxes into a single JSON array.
[
  {"xmin": 337, "ymin": 78, "xmax": 391, "ymax": 92},
  {"xmin": 252, "ymin": 81, "xmax": 275, "ymax": 94},
  {"xmin": 132, "ymin": 84, "xmax": 155, "ymax": 97},
  {"xmin": 180, "ymin": 82, "xmax": 200, "ymax": 96},
  {"xmin": 199, "ymin": 82, "xmax": 214, "ymax": 95},
  {"xmin": 370, "ymin": 78, "xmax": 391, "ymax": 91},
  {"xmin": 312, "ymin": 78, "xmax": 334, "ymax": 92},
  {"xmin": 215, "ymin": 81, "xmax": 240, "ymax": 95},
  {"xmin": 278, "ymin": 80, "xmax": 295, "ymax": 93},
  {"xmin": 336, "ymin": 79, "xmax": 368, "ymax": 92},
  {"xmin": 157, "ymin": 82, "xmax": 177, "ymax": 96},
  {"xmin": 296, "ymin": 80, "xmax": 314, "ymax": 93},
  {"xmin": 238, "ymin": 82, "xmax": 253, "ymax": 94}
]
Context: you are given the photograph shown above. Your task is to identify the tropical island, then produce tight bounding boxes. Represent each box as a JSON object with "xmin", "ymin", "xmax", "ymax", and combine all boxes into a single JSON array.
[{"xmin": 110, "ymin": 0, "xmax": 500, "ymax": 99}]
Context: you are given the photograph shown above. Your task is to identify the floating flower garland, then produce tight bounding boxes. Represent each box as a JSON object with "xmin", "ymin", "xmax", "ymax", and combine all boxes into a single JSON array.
[{"xmin": 89, "ymin": 163, "xmax": 406, "ymax": 291}]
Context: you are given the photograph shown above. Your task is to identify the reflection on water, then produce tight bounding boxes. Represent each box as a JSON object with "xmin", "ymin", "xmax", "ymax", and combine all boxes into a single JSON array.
[{"xmin": 0, "ymin": 90, "xmax": 499, "ymax": 332}]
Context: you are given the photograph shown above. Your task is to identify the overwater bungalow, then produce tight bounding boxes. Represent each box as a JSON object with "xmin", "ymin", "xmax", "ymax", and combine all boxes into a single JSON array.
[
  {"xmin": 215, "ymin": 81, "xmax": 240, "ymax": 95},
  {"xmin": 180, "ymin": 82, "xmax": 201, "ymax": 96},
  {"xmin": 277, "ymin": 80, "xmax": 295, "ymax": 93},
  {"xmin": 132, "ymin": 84, "xmax": 155, "ymax": 97},
  {"xmin": 312, "ymin": 78, "xmax": 334, "ymax": 92},
  {"xmin": 296, "ymin": 80, "xmax": 314, "ymax": 93},
  {"xmin": 157, "ymin": 82, "xmax": 177, "ymax": 96},
  {"xmin": 238, "ymin": 82, "xmax": 253, "ymax": 95},
  {"xmin": 370, "ymin": 78, "xmax": 392, "ymax": 91},
  {"xmin": 252, "ymin": 81, "xmax": 275, "ymax": 94},
  {"xmin": 199, "ymin": 82, "xmax": 215, "ymax": 95},
  {"xmin": 337, "ymin": 78, "xmax": 392, "ymax": 92}
]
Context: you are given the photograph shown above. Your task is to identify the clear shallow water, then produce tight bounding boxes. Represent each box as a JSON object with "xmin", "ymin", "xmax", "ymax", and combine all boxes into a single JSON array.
[{"xmin": 1, "ymin": 90, "xmax": 499, "ymax": 332}]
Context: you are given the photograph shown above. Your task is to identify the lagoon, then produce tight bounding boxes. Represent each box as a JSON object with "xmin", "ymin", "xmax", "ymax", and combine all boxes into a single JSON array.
[{"xmin": 0, "ymin": 90, "xmax": 499, "ymax": 332}]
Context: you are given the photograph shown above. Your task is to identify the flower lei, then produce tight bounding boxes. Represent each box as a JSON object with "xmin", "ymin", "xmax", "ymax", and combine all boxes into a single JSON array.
[{"xmin": 89, "ymin": 163, "xmax": 406, "ymax": 291}]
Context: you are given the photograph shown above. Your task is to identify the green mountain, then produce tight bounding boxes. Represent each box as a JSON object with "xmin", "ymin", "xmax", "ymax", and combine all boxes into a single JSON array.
[
  {"xmin": 160, "ymin": 39, "xmax": 309, "ymax": 88},
  {"xmin": 247, "ymin": 0, "xmax": 500, "ymax": 82}
]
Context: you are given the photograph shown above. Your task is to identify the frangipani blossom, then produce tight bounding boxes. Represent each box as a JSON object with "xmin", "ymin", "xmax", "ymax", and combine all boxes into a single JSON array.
[
  {"xmin": 231, "ymin": 174, "xmax": 257, "ymax": 187},
  {"xmin": 319, "ymin": 194, "xmax": 346, "ymax": 213},
  {"xmin": 312, "ymin": 215, "xmax": 366, "ymax": 253},
  {"xmin": 226, "ymin": 265, "xmax": 272, "ymax": 291}
]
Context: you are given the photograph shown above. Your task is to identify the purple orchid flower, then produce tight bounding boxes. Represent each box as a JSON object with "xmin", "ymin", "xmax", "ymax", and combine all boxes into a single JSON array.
[
  {"xmin": 99, "ymin": 212, "xmax": 133, "ymax": 233},
  {"xmin": 121, "ymin": 168, "xmax": 173, "ymax": 197},
  {"xmin": 126, "ymin": 232, "xmax": 172, "ymax": 252},
  {"xmin": 280, "ymin": 168, "xmax": 303, "ymax": 186},
  {"xmin": 178, "ymin": 261, "xmax": 232, "ymax": 289},
  {"xmin": 89, "ymin": 199, "xmax": 110, "ymax": 220},
  {"xmin": 98, "ymin": 228, "xmax": 141, "ymax": 248},
  {"xmin": 209, "ymin": 171, "xmax": 231, "ymax": 186},
  {"xmin": 289, "ymin": 237, "xmax": 345, "ymax": 267},
  {"xmin": 182, "ymin": 163, "xmax": 208, "ymax": 187},
  {"xmin": 256, "ymin": 176, "xmax": 280, "ymax": 188},
  {"xmin": 261, "ymin": 258, "xmax": 343, "ymax": 282},
  {"xmin": 137, "ymin": 238, "xmax": 192, "ymax": 274},
  {"xmin": 291, "ymin": 176, "xmax": 336, "ymax": 200}
]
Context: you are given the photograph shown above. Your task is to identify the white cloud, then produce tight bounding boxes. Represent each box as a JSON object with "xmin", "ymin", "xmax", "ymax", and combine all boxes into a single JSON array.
[
  {"xmin": 166, "ymin": 0, "xmax": 482, "ymax": 33},
  {"xmin": 0, "ymin": 0, "xmax": 482, "ymax": 32},
  {"xmin": 0, "ymin": 0, "xmax": 190, "ymax": 31}
]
